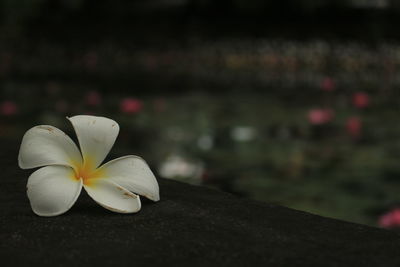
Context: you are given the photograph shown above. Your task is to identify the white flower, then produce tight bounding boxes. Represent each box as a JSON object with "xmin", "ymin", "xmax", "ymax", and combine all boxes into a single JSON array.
[{"xmin": 18, "ymin": 115, "xmax": 160, "ymax": 217}]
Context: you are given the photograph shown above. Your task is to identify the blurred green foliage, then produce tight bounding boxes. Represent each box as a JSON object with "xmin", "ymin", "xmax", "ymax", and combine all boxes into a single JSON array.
[{"xmin": 1, "ymin": 0, "xmax": 400, "ymax": 227}]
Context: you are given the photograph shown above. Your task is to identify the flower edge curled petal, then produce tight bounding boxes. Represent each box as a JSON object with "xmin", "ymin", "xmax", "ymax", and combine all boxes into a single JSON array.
[
  {"xmin": 97, "ymin": 155, "xmax": 160, "ymax": 202},
  {"xmin": 27, "ymin": 165, "xmax": 83, "ymax": 217},
  {"xmin": 18, "ymin": 125, "xmax": 83, "ymax": 171},
  {"xmin": 83, "ymin": 179, "xmax": 141, "ymax": 214},
  {"xmin": 67, "ymin": 115, "xmax": 120, "ymax": 169}
]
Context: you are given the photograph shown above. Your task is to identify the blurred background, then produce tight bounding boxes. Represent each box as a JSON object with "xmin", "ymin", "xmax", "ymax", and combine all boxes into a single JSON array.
[{"xmin": 2, "ymin": 0, "xmax": 400, "ymax": 227}]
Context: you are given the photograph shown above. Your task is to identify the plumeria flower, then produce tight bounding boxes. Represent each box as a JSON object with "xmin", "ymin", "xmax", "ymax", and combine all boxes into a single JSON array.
[{"xmin": 18, "ymin": 115, "xmax": 160, "ymax": 217}]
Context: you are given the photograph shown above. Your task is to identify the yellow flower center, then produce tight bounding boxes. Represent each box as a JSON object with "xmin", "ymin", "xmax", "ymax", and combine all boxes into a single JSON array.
[{"xmin": 70, "ymin": 157, "xmax": 105, "ymax": 186}]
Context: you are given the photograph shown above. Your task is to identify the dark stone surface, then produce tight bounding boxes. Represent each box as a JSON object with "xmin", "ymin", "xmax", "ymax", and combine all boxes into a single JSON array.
[{"xmin": 2, "ymin": 142, "xmax": 400, "ymax": 267}]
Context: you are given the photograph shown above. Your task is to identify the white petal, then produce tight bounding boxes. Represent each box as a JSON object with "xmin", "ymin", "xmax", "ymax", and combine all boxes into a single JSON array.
[
  {"xmin": 98, "ymin": 156, "xmax": 160, "ymax": 201},
  {"xmin": 18, "ymin": 125, "xmax": 82, "ymax": 170},
  {"xmin": 27, "ymin": 166, "xmax": 82, "ymax": 217},
  {"xmin": 84, "ymin": 179, "xmax": 141, "ymax": 213},
  {"xmin": 68, "ymin": 115, "xmax": 119, "ymax": 169}
]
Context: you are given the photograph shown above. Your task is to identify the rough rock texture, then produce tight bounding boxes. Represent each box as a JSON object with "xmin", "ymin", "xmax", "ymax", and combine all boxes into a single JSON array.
[{"xmin": 1, "ymin": 142, "xmax": 400, "ymax": 266}]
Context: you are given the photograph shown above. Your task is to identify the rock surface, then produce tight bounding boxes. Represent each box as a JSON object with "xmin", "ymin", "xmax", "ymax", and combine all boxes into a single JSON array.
[{"xmin": 1, "ymin": 142, "xmax": 400, "ymax": 266}]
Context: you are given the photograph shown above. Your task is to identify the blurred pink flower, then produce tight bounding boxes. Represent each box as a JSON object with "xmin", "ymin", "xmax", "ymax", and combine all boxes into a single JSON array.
[
  {"xmin": 379, "ymin": 208, "xmax": 400, "ymax": 228},
  {"xmin": 308, "ymin": 108, "xmax": 334, "ymax": 125},
  {"xmin": 85, "ymin": 90, "xmax": 102, "ymax": 107},
  {"xmin": 352, "ymin": 92, "xmax": 369, "ymax": 109},
  {"xmin": 346, "ymin": 116, "xmax": 362, "ymax": 139},
  {"xmin": 320, "ymin": 77, "xmax": 335, "ymax": 92},
  {"xmin": 120, "ymin": 98, "xmax": 143, "ymax": 114},
  {"xmin": 0, "ymin": 101, "xmax": 18, "ymax": 116}
]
